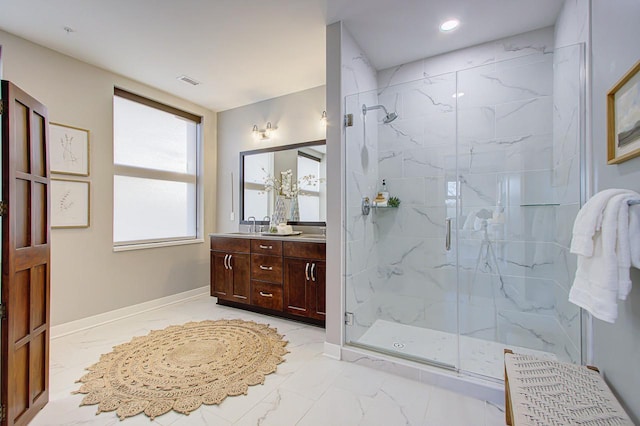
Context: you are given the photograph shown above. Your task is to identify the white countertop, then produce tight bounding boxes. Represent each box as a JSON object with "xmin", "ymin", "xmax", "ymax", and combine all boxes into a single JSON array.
[{"xmin": 209, "ymin": 232, "xmax": 326, "ymax": 243}]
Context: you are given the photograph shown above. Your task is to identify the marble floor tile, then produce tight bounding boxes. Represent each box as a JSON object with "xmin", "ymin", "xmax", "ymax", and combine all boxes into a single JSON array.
[{"xmin": 31, "ymin": 294, "xmax": 500, "ymax": 426}]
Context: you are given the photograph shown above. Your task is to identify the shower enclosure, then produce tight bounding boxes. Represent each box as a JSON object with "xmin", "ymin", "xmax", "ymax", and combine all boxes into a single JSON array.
[{"xmin": 344, "ymin": 45, "xmax": 585, "ymax": 380}]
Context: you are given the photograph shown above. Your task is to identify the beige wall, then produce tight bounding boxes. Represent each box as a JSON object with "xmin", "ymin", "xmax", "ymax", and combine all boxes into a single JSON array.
[
  {"xmin": 215, "ymin": 85, "xmax": 326, "ymax": 233},
  {"xmin": 0, "ymin": 30, "xmax": 217, "ymax": 326}
]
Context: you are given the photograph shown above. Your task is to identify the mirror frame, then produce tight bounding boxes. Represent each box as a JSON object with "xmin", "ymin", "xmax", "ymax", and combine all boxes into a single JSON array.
[{"xmin": 239, "ymin": 139, "xmax": 327, "ymax": 226}]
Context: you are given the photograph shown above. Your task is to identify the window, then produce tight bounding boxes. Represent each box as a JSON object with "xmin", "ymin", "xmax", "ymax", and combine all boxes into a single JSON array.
[
  {"xmin": 113, "ymin": 88, "xmax": 201, "ymax": 247},
  {"xmin": 297, "ymin": 152, "xmax": 321, "ymax": 221}
]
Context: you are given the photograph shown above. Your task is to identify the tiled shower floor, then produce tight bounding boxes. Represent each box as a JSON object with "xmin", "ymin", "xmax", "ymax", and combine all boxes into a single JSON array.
[{"xmin": 356, "ymin": 319, "xmax": 556, "ymax": 379}]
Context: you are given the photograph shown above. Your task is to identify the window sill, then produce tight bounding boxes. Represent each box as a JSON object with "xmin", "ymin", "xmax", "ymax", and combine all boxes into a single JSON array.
[{"xmin": 113, "ymin": 238, "xmax": 204, "ymax": 252}]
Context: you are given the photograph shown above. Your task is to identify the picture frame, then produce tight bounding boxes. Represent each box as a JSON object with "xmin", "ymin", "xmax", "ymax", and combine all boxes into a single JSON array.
[
  {"xmin": 607, "ymin": 60, "xmax": 640, "ymax": 164},
  {"xmin": 50, "ymin": 122, "xmax": 90, "ymax": 176},
  {"xmin": 51, "ymin": 179, "xmax": 90, "ymax": 228}
]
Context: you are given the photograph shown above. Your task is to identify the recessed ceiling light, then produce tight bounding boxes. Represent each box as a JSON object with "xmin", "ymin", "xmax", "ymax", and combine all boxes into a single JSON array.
[
  {"xmin": 63, "ymin": 26, "xmax": 75, "ymax": 34},
  {"xmin": 440, "ymin": 19, "xmax": 460, "ymax": 32}
]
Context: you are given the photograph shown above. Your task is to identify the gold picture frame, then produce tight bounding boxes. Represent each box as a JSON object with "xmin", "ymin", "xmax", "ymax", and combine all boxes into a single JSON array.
[
  {"xmin": 51, "ymin": 179, "xmax": 90, "ymax": 228},
  {"xmin": 50, "ymin": 122, "xmax": 90, "ymax": 176},
  {"xmin": 607, "ymin": 60, "xmax": 640, "ymax": 164}
]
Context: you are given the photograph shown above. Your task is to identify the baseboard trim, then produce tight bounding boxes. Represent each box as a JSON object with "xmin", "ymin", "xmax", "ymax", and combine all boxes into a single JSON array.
[
  {"xmin": 50, "ymin": 286, "xmax": 209, "ymax": 339},
  {"xmin": 323, "ymin": 342, "xmax": 342, "ymax": 359}
]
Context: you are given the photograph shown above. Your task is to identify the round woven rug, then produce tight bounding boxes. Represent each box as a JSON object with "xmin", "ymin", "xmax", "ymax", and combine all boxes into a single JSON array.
[{"xmin": 73, "ymin": 319, "xmax": 288, "ymax": 420}]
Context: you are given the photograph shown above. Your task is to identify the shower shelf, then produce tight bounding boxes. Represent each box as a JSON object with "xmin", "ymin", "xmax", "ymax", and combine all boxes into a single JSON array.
[
  {"xmin": 519, "ymin": 203, "xmax": 560, "ymax": 207},
  {"xmin": 372, "ymin": 205, "xmax": 399, "ymax": 209}
]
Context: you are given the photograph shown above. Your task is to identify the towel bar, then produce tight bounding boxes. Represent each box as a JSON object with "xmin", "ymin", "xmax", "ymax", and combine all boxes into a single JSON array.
[{"xmin": 629, "ymin": 199, "xmax": 640, "ymax": 205}]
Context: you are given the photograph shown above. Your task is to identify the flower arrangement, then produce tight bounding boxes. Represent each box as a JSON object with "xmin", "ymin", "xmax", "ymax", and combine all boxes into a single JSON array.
[{"xmin": 262, "ymin": 169, "xmax": 323, "ymax": 198}]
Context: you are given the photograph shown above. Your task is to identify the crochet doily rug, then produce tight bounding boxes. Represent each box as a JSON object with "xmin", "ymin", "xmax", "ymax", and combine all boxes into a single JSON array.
[{"xmin": 73, "ymin": 319, "xmax": 288, "ymax": 421}]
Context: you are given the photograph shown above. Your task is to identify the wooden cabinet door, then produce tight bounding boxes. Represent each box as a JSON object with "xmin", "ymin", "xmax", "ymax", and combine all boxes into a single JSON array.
[
  {"xmin": 308, "ymin": 261, "xmax": 326, "ymax": 320},
  {"xmin": 210, "ymin": 252, "xmax": 229, "ymax": 299},
  {"xmin": 228, "ymin": 253, "xmax": 250, "ymax": 304},
  {"xmin": 283, "ymin": 257, "xmax": 309, "ymax": 316},
  {"xmin": 1, "ymin": 80, "xmax": 51, "ymax": 426}
]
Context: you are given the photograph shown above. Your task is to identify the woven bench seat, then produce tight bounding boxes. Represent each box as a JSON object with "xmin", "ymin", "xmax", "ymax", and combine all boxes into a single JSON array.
[{"xmin": 504, "ymin": 349, "xmax": 633, "ymax": 426}]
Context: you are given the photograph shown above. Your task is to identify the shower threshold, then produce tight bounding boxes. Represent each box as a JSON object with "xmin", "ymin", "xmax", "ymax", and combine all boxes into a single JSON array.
[{"xmin": 354, "ymin": 320, "xmax": 556, "ymax": 380}]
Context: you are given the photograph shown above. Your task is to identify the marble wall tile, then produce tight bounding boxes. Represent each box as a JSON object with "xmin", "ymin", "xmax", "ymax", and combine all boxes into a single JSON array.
[
  {"xmin": 495, "ymin": 27, "xmax": 554, "ymax": 61},
  {"xmin": 495, "ymin": 96, "xmax": 553, "ymax": 139},
  {"xmin": 554, "ymin": 0, "xmax": 589, "ymax": 48},
  {"xmin": 425, "ymin": 111, "xmax": 456, "ymax": 147},
  {"xmin": 378, "ymin": 150, "xmax": 404, "ymax": 179},
  {"xmin": 458, "ymin": 106, "xmax": 496, "ymax": 143},
  {"xmin": 403, "ymin": 147, "xmax": 453, "ymax": 178},
  {"xmin": 385, "ymin": 177, "xmax": 426, "ymax": 205},
  {"xmin": 458, "ymin": 55, "xmax": 553, "ymax": 109},
  {"xmin": 504, "ymin": 169, "xmax": 556, "ymax": 206},
  {"xmin": 378, "ymin": 118, "xmax": 425, "ymax": 151},
  {"xmin": 459, "ymin": 172, "xmax": 498, "ymax": 207}
]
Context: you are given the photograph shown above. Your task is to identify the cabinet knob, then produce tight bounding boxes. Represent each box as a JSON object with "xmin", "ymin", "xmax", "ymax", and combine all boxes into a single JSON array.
[
  {"xmin": 259, "ymin": 291, "xmax": 273, "ymax": 298},
  {"xmin": 259, "ymin": 265, "xmax": 273, "ymax": 271}
]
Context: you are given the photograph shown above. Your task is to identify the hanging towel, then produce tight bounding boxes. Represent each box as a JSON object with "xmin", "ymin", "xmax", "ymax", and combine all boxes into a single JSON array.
[
  {"xmin": 570, "ymin": 188, "xmax": 631, "ymax": 257},
  {"xmin": 569, "ymin": 189, "xmax": 640, "ymax": 323}
]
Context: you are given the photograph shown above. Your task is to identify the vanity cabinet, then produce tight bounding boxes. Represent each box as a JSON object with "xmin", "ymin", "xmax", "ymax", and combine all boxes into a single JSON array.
[
  {"xmin": 210, "ymin": 235, "xmax": 325, "ymax": 326},
  {"xmin": 210, "ymin": 237, "xmax": 251, "ymax": 304}
]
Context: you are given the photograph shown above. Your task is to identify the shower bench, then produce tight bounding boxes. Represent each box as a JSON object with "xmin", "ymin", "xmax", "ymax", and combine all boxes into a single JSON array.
[{"xmin": 503, "ymin": 349, "xmax": 632, "ymax": 425}]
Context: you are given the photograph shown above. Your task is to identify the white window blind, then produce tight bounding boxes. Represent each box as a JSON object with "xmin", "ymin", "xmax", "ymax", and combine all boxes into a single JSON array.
[{"xmin": 113, "ymin": 88, "xmax": 201, "ymax": 246}]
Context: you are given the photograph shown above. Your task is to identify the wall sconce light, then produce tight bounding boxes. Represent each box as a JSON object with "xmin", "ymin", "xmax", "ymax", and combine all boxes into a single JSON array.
[
  {"xmin": 320, "ymin": 110, "xmax": 327, "ymax": 127},
  {"xmin": 252, "ymin": 122, "xmax": 276, "ymax": 140}
]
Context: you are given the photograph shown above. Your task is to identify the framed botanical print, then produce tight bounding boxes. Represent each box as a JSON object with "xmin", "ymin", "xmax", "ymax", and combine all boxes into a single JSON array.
[{"xmin": 50, "ymin": 122, "xmax": 90, "ymax": 175}]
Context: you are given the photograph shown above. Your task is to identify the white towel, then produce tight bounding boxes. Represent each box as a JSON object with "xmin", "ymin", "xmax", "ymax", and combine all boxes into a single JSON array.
[
  {"xmin": 570, "ymin": 188, "xmax": 631, "ymax": 257},
  {"xmin": 569, "ymin": 190, "xmax": 640, "ymax": 323}
]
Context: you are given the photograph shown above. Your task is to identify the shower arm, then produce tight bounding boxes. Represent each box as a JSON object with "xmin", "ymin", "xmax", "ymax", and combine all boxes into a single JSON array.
[{"xmin": 362, "ymin": 104, "xmax": 390, "ymax": 116}]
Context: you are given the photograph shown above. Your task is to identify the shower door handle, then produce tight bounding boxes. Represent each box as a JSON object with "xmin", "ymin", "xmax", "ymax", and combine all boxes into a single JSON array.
[{"xmin": 445, "ymin": 218, "xmax": 452, "ymax": 251}]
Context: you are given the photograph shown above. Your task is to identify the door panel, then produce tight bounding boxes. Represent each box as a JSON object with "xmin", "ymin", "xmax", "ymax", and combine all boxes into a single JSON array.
[
  {"xmin": 2, "ymin": 80, "xmax": 51, "ymax": 426},
  {"xmin": 229, "ymin": 253, "xmax": 250, "ymax": 303},
  {"xmin": 309, "ymin": 261, "xmax": 325, "ymax": 320},
  {"xmin": 283, "ymin": 257, "xmax": 308, "ymax": 316},
  {"xmin": 210, "ymin": 252, "xmax": 229, "ymax": 298}
]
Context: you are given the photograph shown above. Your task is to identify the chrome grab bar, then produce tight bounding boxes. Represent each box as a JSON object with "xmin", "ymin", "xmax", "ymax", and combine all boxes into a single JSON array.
[
  {"xmin": 259, "ymin": 292, "xmax": 273, "ymax": 298},
  {"xmin": 259, "ymin": 265, "xmax": 273, "ymax": 271},
  {"xmin": 445, "ymin": 218, "xmax": 452, "ymax": 251},
  {"xmin": 310, "ymin": 263, "xmax": 316, "ymax": 282},
  {"xmin": 305, "ymin": 262, "xmax": 310, "ymax": 281},
  {"xmin": 259, "ymin": 244, "xmax": 273, "ymax": 249}
]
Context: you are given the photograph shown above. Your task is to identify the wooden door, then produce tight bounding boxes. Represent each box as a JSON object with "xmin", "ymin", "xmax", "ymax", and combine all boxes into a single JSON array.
[
  {"xmin": 210, "ymin": 251, "xmax": 229, "ymax": 299},
  {"xmin": 283, "ymin": 257, "xmax": 309, "ymax": 316},
  {"xmin": 1, "ymin": 81, "xmax": 50, "ymax": 426},
  {"xmin": 308, "ymin": 261, "xmax": 326, "ymax": 320},
  {"xmin": 228, "ymin": 253, "xmax": 250, "ymax": 304}
]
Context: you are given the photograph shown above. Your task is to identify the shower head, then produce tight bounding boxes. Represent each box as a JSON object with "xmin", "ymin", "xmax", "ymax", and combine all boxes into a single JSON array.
[{"xmin": 362, "ymin": 103, "xmax": 398, "ymax": 124}]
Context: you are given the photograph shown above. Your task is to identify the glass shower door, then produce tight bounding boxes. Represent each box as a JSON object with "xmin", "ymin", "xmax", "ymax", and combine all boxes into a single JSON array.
[
  {"xmin": 455, "ymin": 46, "xmax": 584, "ymax": 379},
  {"xmin": 343, "ymin": 72, "xmax": 460, "ymax": 369}
]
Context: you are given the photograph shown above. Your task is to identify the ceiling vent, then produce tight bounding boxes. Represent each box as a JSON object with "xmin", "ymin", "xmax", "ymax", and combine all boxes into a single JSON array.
[{"xmin": 177, "ymin": 75, "xmax": 200, "ymax": 86}]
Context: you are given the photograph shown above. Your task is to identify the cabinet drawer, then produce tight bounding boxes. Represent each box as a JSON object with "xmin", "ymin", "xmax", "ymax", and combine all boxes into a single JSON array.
[
  {"xmin": 211, "ymin": 237, "xmax": 250, "ymax": 253},
  {"xmin": 251, "ymin": 239, "xmax": 283, "ymax": 255},
  {"xmin": 251, "ymin": 281, "xmax": 283, "ymax": 311},
  {"xmin": 283, "ymin": 241, "xmax": 326, "ymax": 260},
  {"xmin": 251, "ymin": 254, "xmax": 283, "ymax": 283}
]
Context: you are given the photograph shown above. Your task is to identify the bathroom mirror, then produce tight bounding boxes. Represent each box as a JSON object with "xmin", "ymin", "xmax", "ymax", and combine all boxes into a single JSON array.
[{"xmin": 240, "ymin": 140, "xmax": 326, "ymax": 226}]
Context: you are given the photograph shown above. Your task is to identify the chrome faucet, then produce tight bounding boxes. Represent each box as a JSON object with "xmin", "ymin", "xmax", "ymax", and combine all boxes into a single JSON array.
[
  {"xmin": 261, "ymin": 216, "xmax": 271, "ymax": 232},
  {"xmin": 247, "ymin": 216, "xmax": 256, "ymax": 233}
]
